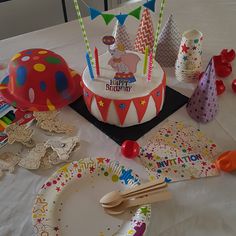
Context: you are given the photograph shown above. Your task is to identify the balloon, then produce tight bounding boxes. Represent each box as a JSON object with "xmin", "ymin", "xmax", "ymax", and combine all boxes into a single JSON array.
[
  {"xmin": 221, "ymin": 49, "xmax": 235, "ymax": 63},
  {"xmin": 232, "ymin": 79, "xmax": 236, "ymax": 93},
  {"xmin": 215, "ymin": 150, "xmax": 236, "ymax": 172},
  {"xmin": 213, "ymin": 55, "xmax": 232, "ymax": 78},
  {"xmin": 121, "ymin": 140, "xmax": 140, "ymax": 159},
  {"xmin": 216, "ymin": 80, "xmax": 226, "ymax": 95}
]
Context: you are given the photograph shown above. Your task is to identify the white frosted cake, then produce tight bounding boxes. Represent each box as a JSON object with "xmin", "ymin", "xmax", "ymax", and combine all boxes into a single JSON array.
[{"xmin": 82, "ymin": 50, "xmax": 166, "ymax": 127}]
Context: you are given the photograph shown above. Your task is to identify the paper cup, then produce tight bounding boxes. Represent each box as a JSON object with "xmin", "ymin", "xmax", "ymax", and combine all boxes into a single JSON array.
[
  {"xmin": 182, "ymin": 29, "xmax": 203, "ymax": 44},
  {"xmin": 175, "ymin": 29, "xmax": 203, "ymax": 82},
  {"xmin": 175, "ymin": 59, "xmax": 202, "ymax": 71},
  {"xmin": 176, "ymin": 29, "xmax": 203, "ymax": 63},
  {"xmin": 175, "ymin": 66, "xmax": 201, "ymax": 82}
]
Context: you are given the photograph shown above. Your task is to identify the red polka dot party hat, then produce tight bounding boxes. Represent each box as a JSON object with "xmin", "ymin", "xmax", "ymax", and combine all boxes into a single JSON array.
[
  {"xmin": 186, "ymin": 58, "xmax": 219, "ymax": 123},
  {"xmin": 0, "ymin": 49, "xmax": 82, "ymax": 111}
]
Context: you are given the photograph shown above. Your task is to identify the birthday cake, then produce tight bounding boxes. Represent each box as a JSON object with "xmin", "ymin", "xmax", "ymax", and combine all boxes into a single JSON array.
[{"xmin": 82, "ymin": 37, "xmax": 166, "ymax": 127}]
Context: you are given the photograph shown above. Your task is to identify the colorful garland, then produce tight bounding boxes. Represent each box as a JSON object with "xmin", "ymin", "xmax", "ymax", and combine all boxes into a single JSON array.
[{"xmin": 89, "ymin": 0, "xmax": 156, "ymax": 26}]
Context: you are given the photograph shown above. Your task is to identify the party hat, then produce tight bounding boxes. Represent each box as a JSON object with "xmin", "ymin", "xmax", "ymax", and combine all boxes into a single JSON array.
[
  {"xmin": 186, "ymin": 58, "xmax": 218, "ymax": 123},
  {"xmin": 155, "ymin": 14, "xmax": 181, "ymax": 67},
  {"xmin": 134, "ymin": 9, "xmax": 154, "ymax": 54},
  {"xmin": 112, "ymin": 20, "xmax": 133, "ymax": 51}
]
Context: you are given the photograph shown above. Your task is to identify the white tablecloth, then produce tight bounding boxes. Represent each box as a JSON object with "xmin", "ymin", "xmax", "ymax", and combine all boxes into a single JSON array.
[{"xmin": 0, "ymin": 0, "xmax": 236, "ymax": 235}]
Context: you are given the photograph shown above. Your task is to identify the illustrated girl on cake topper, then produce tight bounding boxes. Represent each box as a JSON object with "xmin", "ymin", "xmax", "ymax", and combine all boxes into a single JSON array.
[{"xmin": 102, "ymin": 36, "xmax": 140, "ymax": 83}]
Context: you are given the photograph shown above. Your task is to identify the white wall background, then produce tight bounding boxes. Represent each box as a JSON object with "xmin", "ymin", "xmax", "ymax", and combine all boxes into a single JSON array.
[{"xmin": 0, "ymin": 0, "xmax": 128, "ymax": 40}]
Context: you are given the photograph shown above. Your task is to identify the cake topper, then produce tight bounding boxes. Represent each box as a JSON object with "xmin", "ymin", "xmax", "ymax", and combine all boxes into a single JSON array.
[
  {"xmin": 86, "ymin": 0, "xmax": 157, "ymax": 26},
  {"xmin": 103, "ymin": 36, "xmax": 140, "ymax": 83},
  {"xmin": 73, "ymin": 0, "xmax": 166, "ymax": 82}
]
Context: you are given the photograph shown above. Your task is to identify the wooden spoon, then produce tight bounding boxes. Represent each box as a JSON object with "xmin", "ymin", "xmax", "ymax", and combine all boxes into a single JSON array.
[
  {"xmin": 104, "ymin": 190, "xmax": 171, "ymax": 215},
  {"xmin": 102, "ymin": 182, "xmax": 167, "ymax": 208},
  {"xmin": 100, "ymin": 179, "xmax": 165, "ymax": 206}
]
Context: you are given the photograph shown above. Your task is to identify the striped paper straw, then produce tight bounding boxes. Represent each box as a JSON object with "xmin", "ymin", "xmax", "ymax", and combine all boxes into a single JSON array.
[
  {"xmin": 152, "ymin": 0, "xmax": 166, "ymax": 63},
  {"xmin": 73, "ymin": 0, "xmax": 94, "ymax": 64}
]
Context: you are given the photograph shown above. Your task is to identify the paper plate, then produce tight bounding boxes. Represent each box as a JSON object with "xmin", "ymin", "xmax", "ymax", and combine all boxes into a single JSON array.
[{"xmin": 32, "ymin": 158, "xmax": 151, "ymax": 236}]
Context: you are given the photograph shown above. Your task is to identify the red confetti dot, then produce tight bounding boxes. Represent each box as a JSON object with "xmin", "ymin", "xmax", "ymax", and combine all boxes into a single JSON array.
[
  {"xmin": 53, "ymin": 180, "xmax": 57, "ymax": 184},
  {"xmin": 46, "ymin": 182, "xmax": 51, "ymax": 187},
  {"xmin": 77, "ymin": 173, "xmax": 82, "ymax": 178}
]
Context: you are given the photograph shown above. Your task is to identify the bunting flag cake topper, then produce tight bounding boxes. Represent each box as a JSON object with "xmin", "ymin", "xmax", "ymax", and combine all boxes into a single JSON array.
[{"xmin": 88, "ymin": 0, "xmax": 156, "ymax": 26}]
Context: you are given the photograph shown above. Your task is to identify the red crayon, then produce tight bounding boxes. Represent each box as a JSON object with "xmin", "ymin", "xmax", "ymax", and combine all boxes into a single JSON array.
[{"xmin": 94, "ymin": 47, "xmax": 100, "ymax": 77}]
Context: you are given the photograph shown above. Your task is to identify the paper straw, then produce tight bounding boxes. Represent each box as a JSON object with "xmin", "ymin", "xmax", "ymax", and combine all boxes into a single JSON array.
[
  {"xmin": 147, "ymin": 53, "xmax": 153, "ymax": 82},
  {"xmin": 152, "ymin": 0, "xmax": 166, "ymax": 62},
  {"xmin": 86, "ymin": 52, "xmax": 94, "ymax": 81},
  {"xmin": 143, "ymin": 46, "xmax": 149, "ymax": 75},
  {"xmin": 94, "ymin": 47, "xmax": 100, "ymax": 77},
  {"xmin": 73, "ymin": 0, "xmax": 94, "ymax": 65}
]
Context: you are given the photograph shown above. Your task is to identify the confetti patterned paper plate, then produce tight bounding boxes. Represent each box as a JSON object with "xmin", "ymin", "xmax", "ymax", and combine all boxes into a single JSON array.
[{"xmin": 32, "ymin": 158, "xmax": 151, "ymax": 236}]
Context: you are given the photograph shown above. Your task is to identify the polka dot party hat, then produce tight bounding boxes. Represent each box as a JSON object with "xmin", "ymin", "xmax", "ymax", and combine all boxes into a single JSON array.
[
  {"xmin": 186, "ymin": 58, "xmax": 219, "ymax": 123},
  {"xmin": 0, "ymin": 49, "xmax": 82, "ymax": 111}
]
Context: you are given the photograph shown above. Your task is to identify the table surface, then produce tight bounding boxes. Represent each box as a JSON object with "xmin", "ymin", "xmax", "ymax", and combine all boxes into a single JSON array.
[{"xmin": 0, "ymin": 0, "xmax": 236, "ymax": 235}]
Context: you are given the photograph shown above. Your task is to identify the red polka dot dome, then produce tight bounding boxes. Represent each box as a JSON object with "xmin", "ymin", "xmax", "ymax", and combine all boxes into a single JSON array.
[{"xmin": 0, "ymin": 49, "xmax": 82, "ymax": 111}]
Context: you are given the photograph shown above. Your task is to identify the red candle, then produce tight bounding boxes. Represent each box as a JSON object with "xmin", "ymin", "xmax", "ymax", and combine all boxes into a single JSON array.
[{"xmin": 94, "ymin": 47, "xmax": 100, "ymax": 77}]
